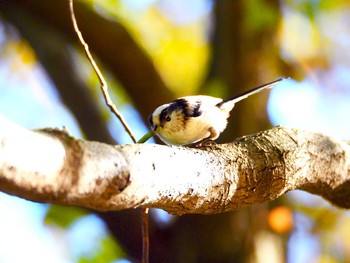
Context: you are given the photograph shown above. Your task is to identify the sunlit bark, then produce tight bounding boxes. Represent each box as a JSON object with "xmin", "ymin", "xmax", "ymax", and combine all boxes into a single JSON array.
[{"xmin": 1, "ymin": 116, "xmax": 349, "ymax": 215}]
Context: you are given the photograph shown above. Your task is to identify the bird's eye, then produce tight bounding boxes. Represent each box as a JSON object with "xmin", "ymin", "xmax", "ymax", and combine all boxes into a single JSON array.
[{"xmin": 166, "ymin": 115, "xmax": 171, "ymax": 122}]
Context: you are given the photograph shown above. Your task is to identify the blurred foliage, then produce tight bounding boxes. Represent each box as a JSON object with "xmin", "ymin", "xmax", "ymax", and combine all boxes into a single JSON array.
[
  {"xmin": 297, "ymin": 206, "xmax": 341, "ymax": 234},
  {"xmin": 45, "ymin": 205, "xmax": 125, "ymax": 262},
  {"xmin": 280, "ymin": 0, "xmax": 350, "ymax": 76},
  {"xmin": 288, "ymin": 195, "xmax": 350, "ymax": 262},
  {"xmin": 0, "ymin": 36, "xmax": 36, "ymax": 76},
  {"xmin": 89, "ymin": 0, "xmax": 210, "ymax": 95},
  {"xmin": 244, "ymin": 0, "xmax": 279, "ymax": 33},
  {"xmin": 268, "ymin": 206, "xmax": 294, "ymax": 234},
  {"xmin": 45, "ymin": 205, "xmax": 90, "ymax": 228},
  {"xmin": 9, "ymin": 41, "xmax": 36, "ymax": 66},
  {"xmin": 78, "ymin": 235, "xmax": 125, "ymax": 263},
  {"xmin": 286, "ymin": 0, "xmax": 349, "ymax": 19}
]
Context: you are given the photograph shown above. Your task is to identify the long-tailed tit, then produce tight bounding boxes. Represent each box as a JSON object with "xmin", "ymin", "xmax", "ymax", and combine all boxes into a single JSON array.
[{"xmin": 148, "ymin": 77, "xmax": 287, "ymax": 146}]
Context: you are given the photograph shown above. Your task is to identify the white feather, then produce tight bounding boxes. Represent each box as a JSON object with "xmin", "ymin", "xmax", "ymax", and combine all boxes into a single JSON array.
[{"xmin": 149, "ymin": 78, "xmax": 286, "ymax": 145}]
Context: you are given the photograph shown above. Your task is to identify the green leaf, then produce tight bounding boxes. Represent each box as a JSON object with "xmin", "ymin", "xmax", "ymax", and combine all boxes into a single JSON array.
[
  {"xmin": 78, "ymin": 235, "xmax": 125, "ymax": 263},
  {"xmin": 45, "ymin": 205, "xmax": 91, "ymax": 228}
]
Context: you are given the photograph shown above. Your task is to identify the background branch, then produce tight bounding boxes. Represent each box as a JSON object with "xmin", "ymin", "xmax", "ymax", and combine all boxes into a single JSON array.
[
  {"xmin": 0, "ymin": 0, "xmax": 174, "ymax": 119},
  {"xmin": 0, "ymin": 5, "xmax": 117, "ymax": 144}
]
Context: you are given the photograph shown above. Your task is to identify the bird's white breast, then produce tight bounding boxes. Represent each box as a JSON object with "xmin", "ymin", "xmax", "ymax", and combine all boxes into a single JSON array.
[{"xmin": 158, "ymin": 96, "xmax": 231, "ymax": 145}]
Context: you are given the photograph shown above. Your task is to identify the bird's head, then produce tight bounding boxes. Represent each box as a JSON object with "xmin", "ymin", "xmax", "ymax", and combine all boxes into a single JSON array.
[{"xmin": 149, "ymin": 102, "xmax": 185, "ymax": 134}]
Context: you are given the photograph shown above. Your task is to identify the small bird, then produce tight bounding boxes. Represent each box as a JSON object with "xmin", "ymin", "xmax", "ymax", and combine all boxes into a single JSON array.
[{"xmin": 148, "ymin": 77, "xmax": 287, "ymax": 146}]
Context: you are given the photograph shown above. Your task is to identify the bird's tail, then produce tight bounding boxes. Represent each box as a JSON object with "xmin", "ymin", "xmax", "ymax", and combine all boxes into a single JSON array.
[{"xmin": 216, "ymin": 77, "xmax": 289, "ymax": 108}]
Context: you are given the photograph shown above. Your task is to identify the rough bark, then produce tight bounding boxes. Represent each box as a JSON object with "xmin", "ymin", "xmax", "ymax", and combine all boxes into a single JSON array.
[{"xmin": 1, "ymin": 115, "xmax": 349, "ymax": 214}]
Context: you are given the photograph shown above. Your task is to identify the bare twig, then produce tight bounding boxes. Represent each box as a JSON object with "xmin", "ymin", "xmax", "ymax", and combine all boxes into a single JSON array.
[
  {"xmin": 69, "ymin": 1, "xmax": 148, "ymax": 261},
  {"xmin": 68, "ymin": 0, "xmax": 137, "ymax": 143},
  {"xmin": 141, "ymin": 207, "xmax": 149, "ymax": 263}
]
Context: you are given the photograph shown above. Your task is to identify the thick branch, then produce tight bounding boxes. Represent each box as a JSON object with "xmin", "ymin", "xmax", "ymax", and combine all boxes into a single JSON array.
[{"xmin": 0, "ymin": 116, "xmax": 349, "ymax": 215}]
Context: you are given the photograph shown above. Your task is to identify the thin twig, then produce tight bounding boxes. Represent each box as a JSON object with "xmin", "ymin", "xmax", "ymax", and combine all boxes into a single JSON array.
[
  {"xmin": 69, "ymin": 0, "xmax": 137, "ymax": 143},
  {"xmin": 141, "ymin": 207, "xmax": 150, "ymax": 263},
  {"xmin": 69, "ymin": 1, "xmax": 149, "ymax": 262}
]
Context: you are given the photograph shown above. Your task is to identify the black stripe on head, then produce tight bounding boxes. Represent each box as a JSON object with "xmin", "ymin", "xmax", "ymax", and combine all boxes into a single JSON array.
[
  {"xmin": 157, "ymin": 98, "xmax": 203, "ymax": 126},
  {"xmin": 148, "ymin": 114, "xmax": 154, "ymax": 128},
  {"xmin": 159, "ymin": 108, "xmax": 169, "ymax": 123},
  {"xmin": 167, "ymin": 99, "xmax": 187, "ymax": 114},
  {"xmin": 169, "ymin": 98, "xmax": 202, "ymax": 119},
  {"xmin": 157, "ymin": 100, "xmax": 185, "ymax": 124}
]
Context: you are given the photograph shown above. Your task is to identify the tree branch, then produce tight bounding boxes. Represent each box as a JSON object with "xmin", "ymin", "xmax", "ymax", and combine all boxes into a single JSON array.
[{"xmin": 1, "ymin": 115, "xmax": 349, "ymax": 215}]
